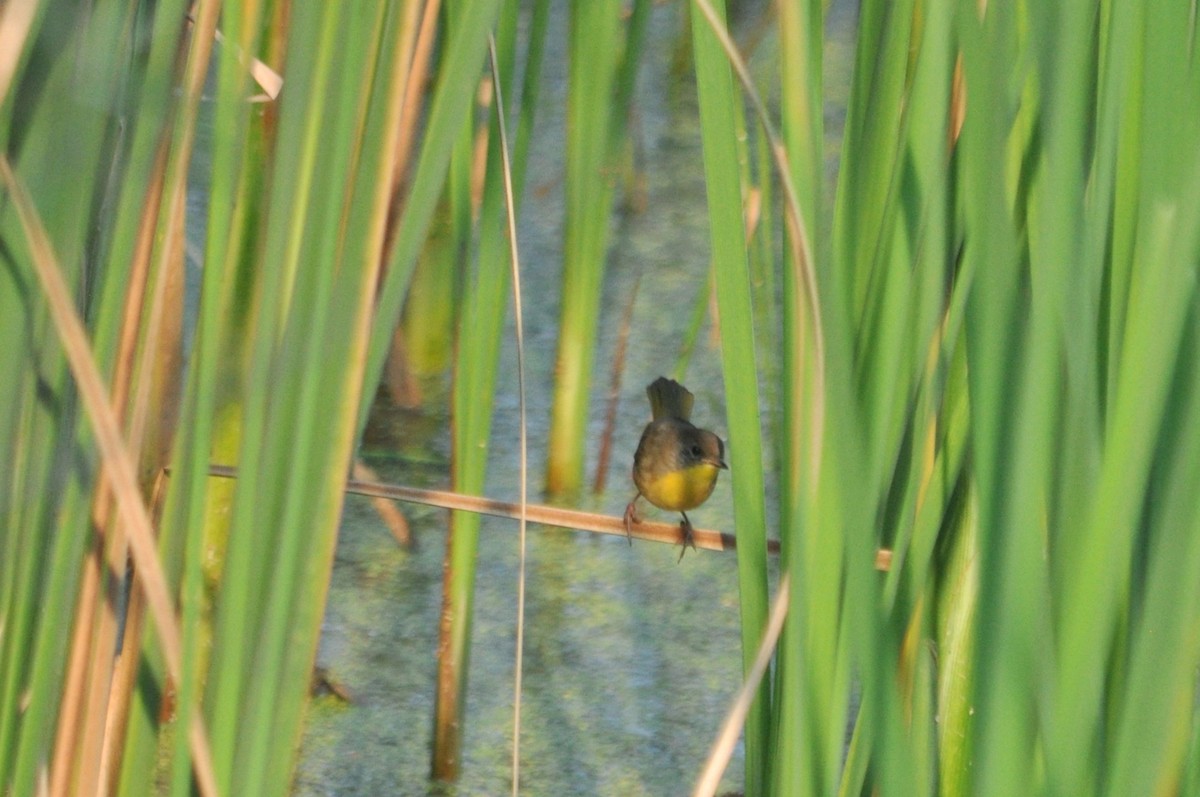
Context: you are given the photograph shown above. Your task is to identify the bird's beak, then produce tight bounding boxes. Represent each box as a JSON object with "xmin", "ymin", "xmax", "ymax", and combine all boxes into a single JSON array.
[{"xmin": 708, "ymin": 456, "xmax": 728, "ymax": 470}]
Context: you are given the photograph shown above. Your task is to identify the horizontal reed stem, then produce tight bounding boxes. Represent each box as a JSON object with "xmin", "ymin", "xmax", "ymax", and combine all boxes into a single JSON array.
[{"xmin": 198, "ymin": 464, "xmax": 892, "ymax": 569}]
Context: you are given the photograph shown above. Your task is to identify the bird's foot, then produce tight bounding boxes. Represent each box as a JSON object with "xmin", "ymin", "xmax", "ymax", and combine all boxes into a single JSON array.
[
  {"xmin": 677, "ymin": 514, "xmax": 697, "ymax": 563},
  {"xmin": 623, "ymin": 501, "xmax": 640, "ymax": 547}
]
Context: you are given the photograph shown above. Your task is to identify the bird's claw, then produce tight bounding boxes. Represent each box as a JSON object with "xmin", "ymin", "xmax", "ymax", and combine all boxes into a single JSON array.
[
  {"xmin": 622, "ymin": 501, "xmax": 639, "ymax": 547},
  {"xmin": 677, "ymin": 515, "xmax": 697, "ymax": 563}
]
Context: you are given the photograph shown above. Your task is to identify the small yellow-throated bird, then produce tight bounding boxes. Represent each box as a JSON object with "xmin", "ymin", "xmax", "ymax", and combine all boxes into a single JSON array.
[{"xmin": 623, "ymin": 377, "xmax": 727, "ymax": 560}]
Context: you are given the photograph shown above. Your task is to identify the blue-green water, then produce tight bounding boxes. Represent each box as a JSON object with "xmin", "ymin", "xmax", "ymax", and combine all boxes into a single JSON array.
[{"xmin": 292, "ymin": 1, "xmax": 855, "ymax": 794}]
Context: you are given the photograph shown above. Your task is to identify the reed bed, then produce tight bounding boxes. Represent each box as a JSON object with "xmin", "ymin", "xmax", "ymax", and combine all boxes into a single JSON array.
[{"xmin": 2, "ymin": 0, "xmax": 1199, "ymax": 795}]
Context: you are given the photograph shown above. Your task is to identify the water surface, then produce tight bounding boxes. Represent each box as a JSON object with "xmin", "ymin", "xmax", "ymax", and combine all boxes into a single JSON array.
[{"xmin": 293, "ymin": 1, "xmax": 856, "ymax": 793}]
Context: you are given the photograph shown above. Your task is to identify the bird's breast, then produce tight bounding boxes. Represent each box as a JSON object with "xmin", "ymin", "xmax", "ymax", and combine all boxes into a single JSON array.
[{"xmin": 639, "ymin": 462, "xmax": 720, "ymax": 512}]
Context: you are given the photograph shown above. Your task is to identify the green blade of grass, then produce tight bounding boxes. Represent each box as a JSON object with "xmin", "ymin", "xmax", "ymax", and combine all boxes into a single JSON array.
[
  {"xmin": 360, "ymin": 0, "xmax": 503, "ymax": 434},
  {"xmin": 689, "ymin": 2, "xmax": 771, "ymax": 793},
  {"xmin": 544, "ymin": 0, "xmax": 640, "ymax": 497},
  {"xmin": 434, "ymin": 0, "xmax": 543, "ymax": 778}
]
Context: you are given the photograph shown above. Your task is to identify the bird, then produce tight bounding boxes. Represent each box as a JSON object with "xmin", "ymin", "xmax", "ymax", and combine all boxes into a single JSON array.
[{"xmin": 623, "ymin": 377, "xmax": 727, "ymax": 560}]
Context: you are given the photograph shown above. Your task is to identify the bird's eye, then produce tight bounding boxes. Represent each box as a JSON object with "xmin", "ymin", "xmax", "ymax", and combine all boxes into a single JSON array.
[{"xmin": 691, "ymin": 444, "xmax": 703, "ymax": 457}]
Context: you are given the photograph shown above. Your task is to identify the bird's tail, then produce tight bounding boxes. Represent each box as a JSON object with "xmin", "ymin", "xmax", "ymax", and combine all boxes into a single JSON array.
[{"xmin": 646, "ymin": 376, "xmax": 694, "ymax": 421}]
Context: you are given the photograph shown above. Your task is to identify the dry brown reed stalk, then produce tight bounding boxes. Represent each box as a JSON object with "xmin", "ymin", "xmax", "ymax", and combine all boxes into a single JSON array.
[
  {"xmin": 387, "ymin": 0, "xmax": 442, "ymax": 241},
  {"xmin": 206, "ymin": 463, "xmax": 757, "ymax": 554},
  {"xmin": 380, "ymin": 0, "xmax": 441, "ymax": 406},
  {"xmin": 205, "ymin": 464, "xmax": 898, "ymax": 570},
  {"xmin": 693, "ymin": 573, "xmax": 791, "ymax": 797},
  {"xmin": 0, "ymin": 0, "xmax": 38, "ymax": 105},
  {"xmin": 385, "ymin": 314, "xmax": 424, "ymax": 407},
  {"xmin": 209, "ymin": 27, "xmax": 283, "ymax": 101},
  {"xmin": 57, "ymin": 136, "xmax": 186, "ymax": 797},
  {"xmin": 0, "ymin": 155, "xmax": 220, "ymax": 797},
  {"xmin": 352, "ymin": 459, "xmax": 413, "ymax": 548},
  {"xmin": 48, "ymin": 525, "xmax": 105, "ymax": 797},
  {"xmin": 97, "ymin": 471, "xmax": 168, "ymax": 795},
  {"xmin": 592, "ymin": 273, "xmax": 641, "ymax": 494},
  {"xmin": 71, "ymin": 519, "xmax": 135, "ymax": 797},
  {"xmin": 47, "ymin": 154, "xmax": 173, "ymax": 782},
  {"xmin": 80, "ymin": 2, "xmax": 220, "ymax": 788}
]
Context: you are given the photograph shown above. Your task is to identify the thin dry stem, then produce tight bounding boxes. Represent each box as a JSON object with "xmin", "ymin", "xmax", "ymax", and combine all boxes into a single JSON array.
[
  {"xmin": 692, "ymin": 574, "xmax": 791, "ymax": 797},
  {"xmin": 64, "ymin": 124, "xmax": 180, "ymax": 797},
  {"xmin": 89, "ymin": 130, "xmax": 175, "ymax": 797},
  {"xmin": 206, "ymin": 463, "xmax": 757, "ymax": 554},
  {"xmin": 48, "ymin": 534, "xmax": 102, "ymax": 797},
  {"xmin": 487, "ymin": 33, "xmax": 530, "ymax": 797},
  {"xmin": 593, "ymin": 273, "xmax": 640, "ymax": 494},
  {"xmin": 199, "ymin": 466, "xmax": 896, "ymax": 572},
  {"xmin": 0, "ymin": 0, "xmax": 38, "ymax": 106},
  {"xmin": 97, "ymin": 470, "xmax": 167, "ymax": 794}
]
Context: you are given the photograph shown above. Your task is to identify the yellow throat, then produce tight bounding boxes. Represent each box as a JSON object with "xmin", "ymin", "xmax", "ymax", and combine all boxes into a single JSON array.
[{"xmin": 641, "ymin": 461, "xmax": 721, "ymax": 512}]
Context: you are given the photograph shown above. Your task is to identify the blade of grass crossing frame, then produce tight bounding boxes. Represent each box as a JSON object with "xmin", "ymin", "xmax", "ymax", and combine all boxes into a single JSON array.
[
  {"xmin": 543, "ymin": 0, "xmax": 627, "ymax": 496},
  {"xmin": 879, "ymin": 0, "xmax": 957, "ymax": 609},
  {"xmin": 1106, "ymin": 307, "xmax": 1200, "ymax": 794},
  {"xmin": 814, "ymin": 3, "xmax": 914, "ymax": 793},
  {"xmin": 261, "ymin": 0, "xmax": 415, "ymax": 788},
  {"xmin": 772, "ymin": 0, "xmax": 822, "ymax": 791},
  {"xmin": 223, "ymin": 7, "xmax": 392, "ymax": 795},
  {"xmin": 164, "ymin": 0, "xmax": 265, "ymax": 680},
  {"xmin": 0, "ymin": 8, "xmax": 94, "ymax": 783},
  {"xmin": 360, "ymin": 0, "xmax": 504, "ymax": 434},
  {"xmin": 110, "ymin": 0, "xmax": 215, "ymax": 787},
  {"xmin": 1055, "ymin": 185, "xmax": 1200, "ymax": 797},
  {"xmin": 1052, "ymin": 2, "xmax": 1200, "ymax": 791},
  {"xmin": 122, "ymin": 5, "xmax": 272, "ymax": 795},
  {"xmin": 434, "ymin": 0, "xmax": 542, "ymax": 778},
  {"xmin": 228, "ymin": 14, "xmax": 360, "ymax": 797},
  {"xmin": 127, "ymin": 1, "xmax": 232, "ymax": 793},
  {"xmin": 955, "ymin": 4, "xmax": 1039, "ymax": 794},
  {"xmin": 830, "ymin": 0, "xmax": 912, "ymax": 326},
  {"xmin": 0, "ymin": 5, "xmax": 194, "ymax": 792},
  {"xmin": 201, "ymin": 0, "xmax": 338, "ymax": 785},
  {"xmin": 688, "ymin": 2, "xmax": 771, "ymax": 793}
]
